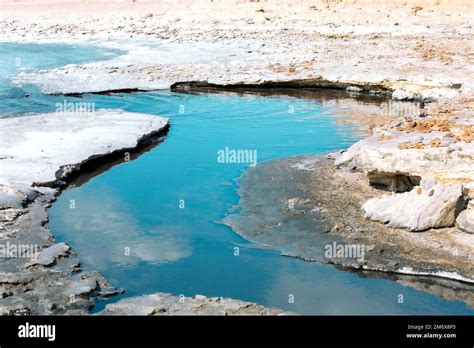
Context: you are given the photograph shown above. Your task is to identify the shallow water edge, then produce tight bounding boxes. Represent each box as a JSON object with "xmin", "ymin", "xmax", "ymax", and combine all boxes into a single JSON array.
[{"xmin": 224, "ymin": 155, "xmax": 474, "ymax": 308}]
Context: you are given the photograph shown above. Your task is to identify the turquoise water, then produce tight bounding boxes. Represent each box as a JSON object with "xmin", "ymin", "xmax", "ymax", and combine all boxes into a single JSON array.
[
  {"xmin": 2, "ymin": 43, "xmax": 474, "ymax": 315},
  {"xmin": 0, "ymin": 42, "xmax": 120, "ymax": 116}
]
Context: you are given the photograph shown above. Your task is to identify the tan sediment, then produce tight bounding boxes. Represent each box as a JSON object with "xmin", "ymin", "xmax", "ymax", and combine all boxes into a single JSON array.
[{"xmin": 305, "ymin": 158, "xmax": 474, "ymax": 282}]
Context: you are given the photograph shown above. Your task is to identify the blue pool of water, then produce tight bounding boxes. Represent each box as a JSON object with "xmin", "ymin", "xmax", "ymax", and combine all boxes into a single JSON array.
[{"xmin": 1, "ymin": 43, "xmax": 473, "ymax": 315}]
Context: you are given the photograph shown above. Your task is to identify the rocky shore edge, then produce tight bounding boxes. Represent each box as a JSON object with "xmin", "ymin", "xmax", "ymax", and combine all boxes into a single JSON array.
[
  {"xmin": 0, "ymin": 110, "xmax": 171, "ymax": 314},
  {"xmin": 223, "ymin": 155, "xmax": 474, "ymax": 308}
]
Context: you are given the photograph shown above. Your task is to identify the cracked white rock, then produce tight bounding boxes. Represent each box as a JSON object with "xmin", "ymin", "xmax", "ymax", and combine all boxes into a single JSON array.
[
  {"xmin": 28, "ymin": 242, "xmax": 71, "ymax": 266},
  {"xmin": 362, "ymin": 182, "xmax": 464, "ymax": 231},
  {"xmin": 392, "ymin": 89, "xmax": 418, "ymax": 101},
  {"xmin": 65, "ymin": 278, "xmax": 98, "ymax": 297},
  {"xmin": 420, "ymin": 88, "xmax": 460, "ymax": 102},
  {"xmin": 456, "ymin": 208, "xmax": 474, "ymax": 234},
  {"xmin": 335, "ymin": 131, "xmax": 474, "ymax": 182}
]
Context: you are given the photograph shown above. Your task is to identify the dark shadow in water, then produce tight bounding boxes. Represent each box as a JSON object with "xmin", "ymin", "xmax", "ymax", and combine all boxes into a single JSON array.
[
  {"xmin": 170, "ymin": 78, "xmax": 392, "ymax": 95},
  {"xmin": 62, "ymin": 124, "xmax": 170, "ymax": 189},
  {"xmin": 338, "ymin": 265, "xmax": 474, "ymax": 309},
  {"xmin": 65, "ymin": 83, "xmax": 423, "ymax": 114},
  {"xmin": 169, "ymin": 87, "xmax": 424, "ymax": 128},
  {"xmin": 172, "ymin": 85, "xmax": 396, "ymax": 104},
  {"xmin": 64, "ymin": 88, "xmax": 148, "ymax": 97}
]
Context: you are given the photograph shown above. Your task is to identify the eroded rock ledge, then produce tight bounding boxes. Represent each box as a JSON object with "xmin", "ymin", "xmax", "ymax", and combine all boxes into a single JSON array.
[
  {"xmin": 335, "ymin": 112, "xmax": 474, "ymax": 234},
  {"xmin": 0, "ymin": 110, "xmax": 169, "ymax": 314}
]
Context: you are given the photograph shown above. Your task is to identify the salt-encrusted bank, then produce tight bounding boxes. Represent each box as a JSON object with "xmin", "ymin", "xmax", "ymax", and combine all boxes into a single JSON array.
[
  {"xmin": 0, "ymin": 110, "xmax": 168, "ymax": 186},
  {"xmin": 1, "ymin": 1, "xmax": 473, "ymax": 101},
  {"xmin": 335, "ymin": 113, "xmax": 474, "ymax": 234},
  {"xmin": 0, "ymin": 110, "xmax": 169, "ymax": 314},
  {"xmin": 0, "ymin": 0, "xmax": 473, "ymax": 313}
]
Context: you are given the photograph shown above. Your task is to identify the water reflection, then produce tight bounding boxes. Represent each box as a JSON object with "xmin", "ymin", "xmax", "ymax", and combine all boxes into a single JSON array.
[{"xmin": 55, "ymin": 188, "xmax": 191, "ymax": 268}]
